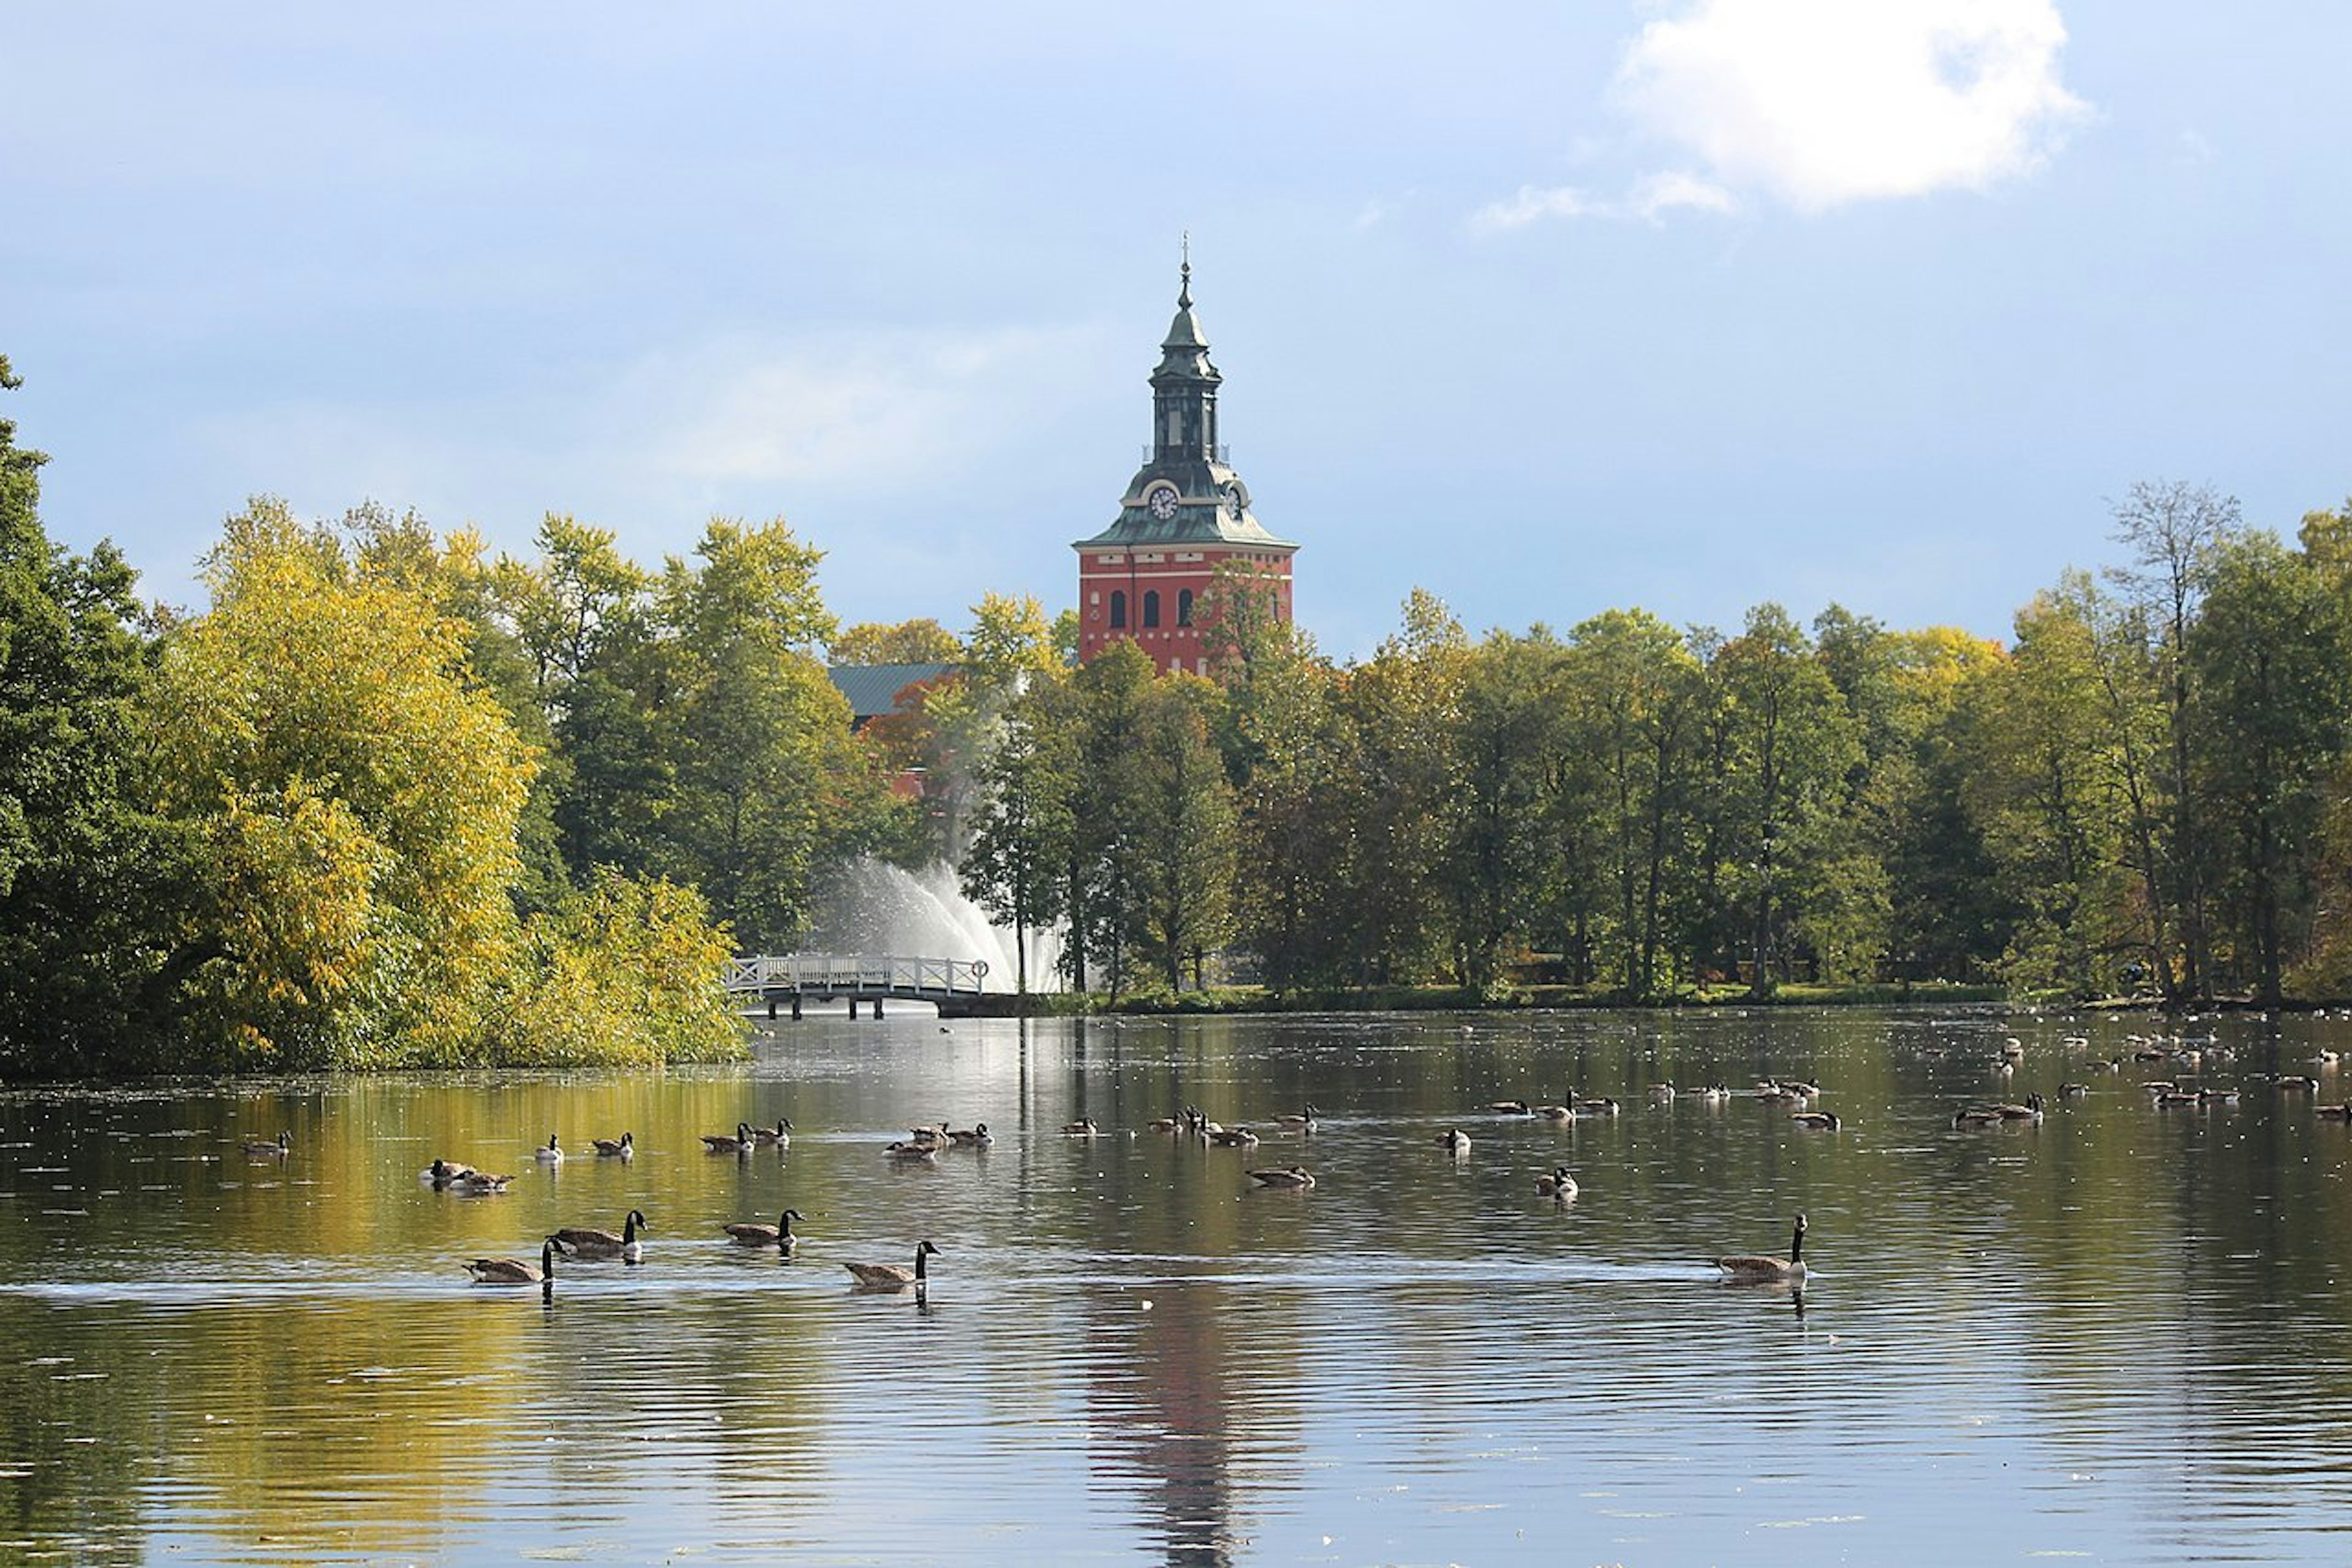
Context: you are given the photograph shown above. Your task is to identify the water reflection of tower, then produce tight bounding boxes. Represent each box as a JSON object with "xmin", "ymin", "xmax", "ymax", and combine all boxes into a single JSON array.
[{"xmin": 1082, "ymin": 1280, "xmax": 1245, "ymax": 1565}]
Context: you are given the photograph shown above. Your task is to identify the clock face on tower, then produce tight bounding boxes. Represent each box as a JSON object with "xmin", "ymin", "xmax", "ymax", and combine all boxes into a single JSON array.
[{"xmin": 1146, "ymin": 484, "xmax": 1180, "ymax": 521}]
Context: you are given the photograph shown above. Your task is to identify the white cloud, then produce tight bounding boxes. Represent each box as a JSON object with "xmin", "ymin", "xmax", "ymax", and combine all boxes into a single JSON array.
[
  {"xmin": 633, "ymin": 326, "xmax": 1102, "ymax": 490},
  {"xmin": 1632, "ymin": 170, "xmax": 1738, "ymax": 222},
  {"xmin": 1616, "ymin": 0, "xmax": 2088, "ymax": 212},
  {"xmin": 1472, "ymin": 171, "xmax": 1737, "ymax": 232},
  {"xmin": 1471, "ymin": 184, "xmax": 1606, "ymax": 233}
]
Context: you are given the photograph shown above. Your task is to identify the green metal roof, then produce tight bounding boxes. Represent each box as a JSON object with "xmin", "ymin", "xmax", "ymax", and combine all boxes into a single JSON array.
[{"xmin": 827, "ymin": 663, "xmax": 957, "ymax": 725}]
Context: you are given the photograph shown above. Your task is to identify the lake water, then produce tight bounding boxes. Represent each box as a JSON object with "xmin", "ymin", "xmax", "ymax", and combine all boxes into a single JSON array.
[{"xmin": 3, "ymin": 1005, "xmax": 2351, "ymax": 1565}]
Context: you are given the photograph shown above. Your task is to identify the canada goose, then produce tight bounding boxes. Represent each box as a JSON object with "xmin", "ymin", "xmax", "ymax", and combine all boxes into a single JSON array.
[
  {"xmin": 2002, "ymin": 1038, "xmax": 2026, "ymax": 1061},
  {"xmin": 752, "ymin": 1119, "xmax": 793, "ymax": 1147},
  {"xmin": 1757, "ymin": 1084, "xmax": 1804, "ymax": 1106},
  {"xmin": 1438, "ymin": 1128, "xmax": 1472, "ymax": 1157},
  {"xmin": 1536, "ymin": 1166, "xmax": 1578, "ymax": 1199},
  {"xmin": 844, "ymin": 1238, "xmax": 940, "ymax": 1287},
  {"xmin": 2275, "ymin": 1075, "xmax": 2321, "ymax": 1092},
  {"xmin": 904, "ymin": 1123, "xmax": 948, "ymax": 1147},
  {"xmin": 1208, "ymin": 1126, "xmax": 1260, "ymax": 1147},
  {"xmin": 1992, "ymin": 1094, "xmax": 2045, "ymax": 1122},
  {"xmin": 1714, "ymin": 1215, "xmax": 1807, "ymax": 1283},
  {"xmin": 2199, "ymin": 1087, "xmax": 2241, "ymax": 1106},
  {"xmin": 1696, "ymin": 1085, "xmax": 1731, "ymax": 1104},
  {"xmin": 454, "ymin": 1170, "xmax": 513, "ymax": 1195},
  {"xmin": 421, "ymin": 1157, "xmax": 475, "ymax": 1186},
  {"xmin": 1534, "ymin": 1099, "xmax": 1575, "ymax": 1122},
  {"xmin": 2143, "ymin": 1080, "xmax": 2180, "ymax": 1094},
  {"xmin": 534, "ymin": 1135, "xmax": 565, "ymax": 1164},
  {"xmin": 948, "ymin": 1123, "xmax": 993, "ymax": 1147},
  {"xmin": 725, "ymin": 1208, "xmax": 807, "ymax": 1252},
  {"xmin": 2059, "ymin": 1083, "xmax": 2089, "ymax": 1100},
  {"xmin": 1246, "ymin": 1166, "xmax": 1316, "ymax": 1188},
  {"xmin": 1953, "ymin": 1107, "xmax": 2005, "ymax": 1129},
  {"xmin": 555, "ymin": 1208, "xmax": 649, "ymax": 1263},
  {"xmin": 1575, "ymin": 1097, "xmax": 1621, "ymax": 1116},
  {"xmin": 590, "ymin": 1132, "xmax": 634, "ymax": 1158},
  {"xmin": 467, "ymin": 1238, "xmax": 561, "ymax": 1287},
  {"xmin": 1486, "ymin": 1100, "xmax": 1531, "ymax": 1115},
  {"xmin": 1062, "ymin": 1118, "xmax": 1100, "ymax": 1136},
  {"xmin": 1275, "ymin": 1105, "xmax": 1319, "ymax": 1131},
  {"xmin": 1647, "ymin": 1083, "xmax": 1676, "ymax": 1103},
  {"xmin": 702, "ymin": 1123, "xmax": 755, "ymax": 1153},
  {"xmin": 883, "ymin": 1139, "xmax": 940, "ymax": 1163},
  {"xmin": 239, "ymin": 1131, "xmax": 292, "ymax": 1158},
  {"xmin": 2154, "ymin": 1089, "xmax": 2201, "ymax": 1107},
  {"xmin": 2316, "ymin": 1103, "xmax": 2352, "ymax": 1121},
  {"xmin": 2089, "ymin": 1056, "xmax": 2122, "ymax": 1073},
  {"xmin": 1790, "ymin": 1111, "xmax": 1841, "ymax": 1130},
  {"xmin": 1147, "ymin": 1115, "xmax": 1184, "ymax": 1133}
]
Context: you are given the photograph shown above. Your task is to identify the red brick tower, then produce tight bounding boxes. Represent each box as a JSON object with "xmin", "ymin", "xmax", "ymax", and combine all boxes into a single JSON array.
[{"xmin": 1074, "ymin": 258, "xmax": 1297, "ymax": 673}]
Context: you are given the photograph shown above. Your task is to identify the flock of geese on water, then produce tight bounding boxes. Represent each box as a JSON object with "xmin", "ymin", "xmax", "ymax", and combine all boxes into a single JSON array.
[{"xmin": 225, "ymin": 1024, "xmax": 2351, "ymax": 1301}]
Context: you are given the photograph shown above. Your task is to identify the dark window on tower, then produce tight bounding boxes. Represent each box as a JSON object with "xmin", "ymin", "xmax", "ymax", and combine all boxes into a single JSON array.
[
  {"xmin": 1109, "ymin": 590, "xmax": 1127, "ymax": 629},
  {"xmin": 1142, "ymin": 590, "xmax": 1161, "ymax": 628},
  {"xmin": 1177, "ymin": 589, "xmax": 1194, "ymax": 627}
]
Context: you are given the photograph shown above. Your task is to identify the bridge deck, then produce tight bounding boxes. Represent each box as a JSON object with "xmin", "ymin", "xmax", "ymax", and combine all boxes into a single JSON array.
[{"xmin": 728, "ymin": 953, "xmax": 991, "ymax": 1017}]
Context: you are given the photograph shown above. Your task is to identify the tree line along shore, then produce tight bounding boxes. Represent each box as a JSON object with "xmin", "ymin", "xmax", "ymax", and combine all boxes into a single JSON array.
[{"xmin": 3, "ymin": 356, "xmax": 2347, "ymax": 1073}]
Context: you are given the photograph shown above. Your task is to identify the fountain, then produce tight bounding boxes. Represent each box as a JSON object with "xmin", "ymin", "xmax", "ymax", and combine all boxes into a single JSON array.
[{"xmin": 805, "ymin": 857, "xmax": 1062, "ymax": 993}]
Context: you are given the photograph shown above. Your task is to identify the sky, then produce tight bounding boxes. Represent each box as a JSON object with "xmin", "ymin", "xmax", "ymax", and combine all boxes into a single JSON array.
[{"xmin": 6, "ymin": 2, "xmax": 2348, "ymax": 660}]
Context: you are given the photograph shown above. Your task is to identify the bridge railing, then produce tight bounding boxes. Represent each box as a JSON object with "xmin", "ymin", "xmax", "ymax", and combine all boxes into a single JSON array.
[{"xmin": 726, "ymin": 953, "xmax": 990, "ymax": 997}]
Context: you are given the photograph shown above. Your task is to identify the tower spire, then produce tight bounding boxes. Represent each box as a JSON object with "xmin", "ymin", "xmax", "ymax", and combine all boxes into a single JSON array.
[{"xmin": 1178, "ymin": 232, "xmax": 1192, "ymax": 309}]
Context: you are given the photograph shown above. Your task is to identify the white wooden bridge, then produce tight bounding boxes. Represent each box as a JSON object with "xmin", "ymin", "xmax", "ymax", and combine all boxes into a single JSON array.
[{"xmin": 728, "ymin": 953, "xmax": 992, "ymax": 1019}]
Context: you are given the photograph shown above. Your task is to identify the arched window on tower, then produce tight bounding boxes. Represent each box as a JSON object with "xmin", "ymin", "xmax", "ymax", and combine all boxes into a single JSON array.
[
  {"xmin": 1177, "ymin": 589, "xmax": 1194, "ymax": 627},
  {"xmin": 1142, "ymin": 590, "xmax": 1161, "ymax": 628},
  {"xmin": 1109, "ymin": 590, "xmax": 1127, "ymax": 630}
]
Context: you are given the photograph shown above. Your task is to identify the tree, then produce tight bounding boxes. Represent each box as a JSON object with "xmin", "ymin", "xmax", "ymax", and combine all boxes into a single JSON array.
[
  {"xmin": 2185, "ymin": 533, "xmax": 2350, "ymax": 1006},
  {"xmin": 959, "ymin": 676, "xmax": 1077, "ymax": 997},
  {"xmin": 831, "ymin": 617, "xmax": 960, "ymax": 666},
  {"xmin": 1561, "ymin": 608, "xmax": 1704, "ymax": 997},
  {"xmin": 1126, "ymin": 677, "xmax": 1238, "ymax": 990},
  {"xmin": 1449, "ymin": 629, "xmax": 1567, "ymax": 991},
  {"xmin": 0, "ymin": 357, "xmax": 205, "ymax": 1074},
  {"xmin": 1230, "ymin": 633, "xmax": 1355, "ymax": 992},
  {"xmin": 657, "ymin": 518, "xmax": 892, "ymax": 950},
  {"xmin": 1706, "ymin": 605, "xmax": 1861, "ymax": 997},
  {"xmin": 2107, "ymin": 479, "xmax": 2240, "ymax": 997},
  {"xmin": 1064, "ymin": 641, "xmax": 1157, "ymax": 997},
  {"xmin": 149, "ymin": 499, "xmax": 540, "ymax": 1066},
  {"xmin": 1338, "ymin": 591, "xmax": 1468, "ymax": 986}
]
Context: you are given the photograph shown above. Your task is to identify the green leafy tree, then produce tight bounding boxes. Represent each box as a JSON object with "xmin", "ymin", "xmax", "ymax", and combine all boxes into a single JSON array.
[
  {"xmin": 1338, "ymin": 591, "xmax": 1469, "ymax": 986},
  {"xmin": 658, "ymin": 518, "xmax": 889, "ymax": 950},
  {"xmin": 831, "ymin": 617, "xmax": 960, "ymax": 665},
  {"xmin": 1126, "ymin": 676, "xmax": 1238, "ymax": 990},
  {"xmin": 1231, "ymin": 633, "xmax": 1355, "ymax": 992},
  {"xmin": 1706, "ymin": 605, "xmax": 1862, "ymax": 996},
  {"xmin": 1449, "ymin": 628, "xmax": 1567, "ymax": 991},
  {"xmin": 1967, "ymin": 588, "xmax": 2129, "ymax": 994},
  {"xmin": 2185, "ymin": 533, "xmax": 2351, "ymax": 1006},
  {"xmin": 1561, "ymin": 608, "xmax": 1704, "ymax": 997},
  {"xmin": 0, "ymin": 358, "xmax": 205, "ymax": 1073},
  {"xmin": 959, "ymin": 674, "xmax": 1077, "ymax": 997}
]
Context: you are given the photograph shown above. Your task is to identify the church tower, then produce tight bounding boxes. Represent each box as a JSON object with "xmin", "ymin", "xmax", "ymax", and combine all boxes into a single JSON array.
[{"xmin": 1074, "ymin": 257, "xmax": 1297, "ymax": 673}]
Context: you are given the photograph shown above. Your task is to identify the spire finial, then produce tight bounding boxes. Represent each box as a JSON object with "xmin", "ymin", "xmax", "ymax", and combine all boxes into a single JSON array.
[{"xmin": 1178, "ymin": 232, "xmax": 1192, "ymax": 309}]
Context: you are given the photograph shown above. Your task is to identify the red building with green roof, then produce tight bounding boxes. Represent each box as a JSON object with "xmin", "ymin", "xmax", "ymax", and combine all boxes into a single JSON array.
[{"xmin": 1073, "ymin": 262, "xmax": 1297, "ymax": 673}]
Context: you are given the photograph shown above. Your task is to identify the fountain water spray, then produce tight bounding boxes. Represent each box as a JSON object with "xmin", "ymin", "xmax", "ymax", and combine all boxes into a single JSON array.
[{"xmin": 807, "ymin": 857, "xmax": 1062, "ymax": 993}]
